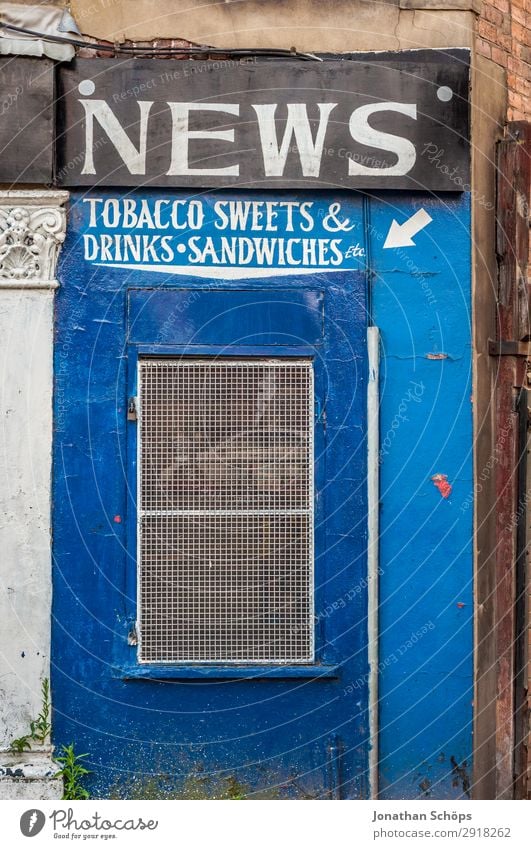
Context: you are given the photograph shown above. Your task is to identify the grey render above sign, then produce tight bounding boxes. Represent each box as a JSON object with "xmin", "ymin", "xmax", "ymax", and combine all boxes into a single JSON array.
[{"xmin": 56, "ymin": 52, "xmax": 470, "ymax": 191}]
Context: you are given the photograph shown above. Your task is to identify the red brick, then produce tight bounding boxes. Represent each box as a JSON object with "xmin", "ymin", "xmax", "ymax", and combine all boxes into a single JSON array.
[
  {"xmin": 491, "ymin": 45, "xmax": 508, "ymax": 66},
  {"xmin": 507, "ymin": 55, "xmax": 531, "ymax": 77},
  {"xmin": 520, "ymin": 47, "xmax": 531, "ymax": 68},
  {"xmin": 479, "ymin": 18, "xmax": 498, "ymax": 41},
  {"xmin": 513, "ymin": 5, "xmax": 527, "ymax": 24},
  {"xmin": 498, "ymin": 34, "xmax": 513, "ymax": 51},
  {"xmin": 508, "ymin": 89, "xmax": 524, "ymax": 110},
  {"xmin": 493, "ymin": 0, "xmax": 510, "ymax": 11},
  {"xmin": 486, "ymin": 4, "xmax": 504, "ymax": 24},
  {"xmin": 476, "ymin": 37, "xmax": 492, "ymax": 59},
  {"xmin": 512, "ymin": 21, "xmax": 528, "ymax": 43},
  {"xmin": 514, "ymin": 75, "xmax": 529, "ymax": 95}
]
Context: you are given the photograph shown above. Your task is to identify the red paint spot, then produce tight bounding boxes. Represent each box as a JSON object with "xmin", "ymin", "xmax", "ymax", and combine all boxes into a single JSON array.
[
  {"xmin": 431, "ymin": 473, "xmax": 452, "ymax": 499},
  {"xmin": 457, "ymin": 602, "xmax": 466, "ymax": 609},
  {"xmin": 426, "ymin": 352, "xmax": 448, "ymax": 360},
  {"xmin": 113, "ymin": 515, "xmax": 122, "ymax": 524}
]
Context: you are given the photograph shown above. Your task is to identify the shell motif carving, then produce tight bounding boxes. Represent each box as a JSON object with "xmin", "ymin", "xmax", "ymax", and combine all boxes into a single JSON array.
[{"xmin": 0, "ymin": 206, "xmax": 66, "ymax": 282}]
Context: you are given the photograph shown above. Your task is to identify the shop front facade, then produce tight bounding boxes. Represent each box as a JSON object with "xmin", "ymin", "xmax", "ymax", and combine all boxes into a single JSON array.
[{"xmin": 0, "ymin": 0, "xmax": 529, "ymax": 801}]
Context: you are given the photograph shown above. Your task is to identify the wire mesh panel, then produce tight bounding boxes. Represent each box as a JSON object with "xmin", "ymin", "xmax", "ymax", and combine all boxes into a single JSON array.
[{"xmin": 137, "ymin": 359, "xmax": 314, "ymax": 663}]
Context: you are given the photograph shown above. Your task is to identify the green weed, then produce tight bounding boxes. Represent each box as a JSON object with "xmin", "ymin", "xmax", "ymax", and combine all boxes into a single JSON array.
[
  {"xmin": 9, "ymin": 678, "xmax": 51, "ymax": 753},
  {"xmin": 54, "ymin": 743, "xmax": 91, "ymax": 800}
]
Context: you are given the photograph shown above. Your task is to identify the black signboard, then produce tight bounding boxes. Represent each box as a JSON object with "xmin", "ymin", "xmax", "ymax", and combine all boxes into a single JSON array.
[
  {"xmin": 0, "ymin": 57, "xmax": 54, "ymax": 184},
  {"xmin": 56, "ymin": 51, "xmax": 470, "ymax": 191}
]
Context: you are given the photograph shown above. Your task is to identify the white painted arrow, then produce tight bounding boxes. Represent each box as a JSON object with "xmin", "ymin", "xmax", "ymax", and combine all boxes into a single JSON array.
[{"xmin": 383, "ymin": 208, "xmax": 433, "ymax": 249}]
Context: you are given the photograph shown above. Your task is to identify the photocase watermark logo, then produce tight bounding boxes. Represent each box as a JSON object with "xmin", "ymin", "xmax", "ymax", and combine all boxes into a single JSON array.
[
  {"xmin": 19, "ymin": 808, "xmax": 160, "ymax": 838},
  {"xmin": 20, "ymin": 809, "xmax": 46, "ymax": 837}
]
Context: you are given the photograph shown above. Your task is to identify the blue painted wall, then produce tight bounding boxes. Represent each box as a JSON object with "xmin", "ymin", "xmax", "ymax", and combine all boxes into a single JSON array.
[
  {"xmin": 370, "ymin": 192, "xmax": 473, "ymax": 799},
  {"xmin": 52, "ymin": 189, "xmax": 473, "ymax": 800},
  {"xmin": 52, "ymin": 191, "xmax": 371, "ymax": 800}
]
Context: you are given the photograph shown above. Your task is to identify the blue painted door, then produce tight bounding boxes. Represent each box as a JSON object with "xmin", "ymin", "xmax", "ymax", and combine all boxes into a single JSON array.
[
  {"xmin": 52, "ymin": 191, "xmax": 370, "ymax": 799},
  {"xmin": 369, "ymin": 193, "xmax": 473, "ymax": 799}
]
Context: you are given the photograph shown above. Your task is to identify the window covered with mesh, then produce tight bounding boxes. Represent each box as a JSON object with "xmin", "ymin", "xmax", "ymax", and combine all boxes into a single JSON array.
[{"xmin": 137, "ymin": 358, "xmax": 314, "ymax": 663}]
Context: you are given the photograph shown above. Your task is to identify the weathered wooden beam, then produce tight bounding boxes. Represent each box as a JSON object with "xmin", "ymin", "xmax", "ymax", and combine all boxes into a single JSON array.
[{"xmin": 494, "ymin": 121, "xmax": 531, "ymax": 799}]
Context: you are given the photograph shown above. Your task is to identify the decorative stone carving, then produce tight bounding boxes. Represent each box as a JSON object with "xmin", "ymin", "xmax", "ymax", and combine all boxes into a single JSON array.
[
  {"xmin": 0, "ymin": 189, "xmax": 69, "ymax": 801},
  {"xmin": 0, "ymin": 191, "xmax": 69, "ymax": 288}
]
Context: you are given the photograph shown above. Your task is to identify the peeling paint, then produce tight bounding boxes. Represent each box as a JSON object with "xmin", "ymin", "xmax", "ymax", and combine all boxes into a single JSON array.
[
  {"xmin": 53, "ymin": 190, "xmax": 370, "ymax": 800},
  {"xmin": 431, "ymin": 473, "xmax": 452, "ymax": 499},
  {"xmin": 450, "ymin": 756, "xmax": 470, "ymax": 798},
  {"xmin": 426, "ymin": 352, "xmax": 448, "ymax": 360},
  {"xmin": 418, "ymin": 777, "xmax": 431, "ymax": 795},
  {"xmin": 0, "ymin": 279, "xmax": 57, "ymax": 756},
  {"xmin": 371, "ymin": 193, "xmax": 472, "ymax": 800}
]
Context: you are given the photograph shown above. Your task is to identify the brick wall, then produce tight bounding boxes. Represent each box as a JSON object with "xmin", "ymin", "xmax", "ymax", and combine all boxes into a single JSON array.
[
  {"xmin": 476, "ymin": 0, "xmax": 531, "ymax": 121},
  {"xmin": 477, "ymin": 0, "xmax": 531, "ymax": 801}
]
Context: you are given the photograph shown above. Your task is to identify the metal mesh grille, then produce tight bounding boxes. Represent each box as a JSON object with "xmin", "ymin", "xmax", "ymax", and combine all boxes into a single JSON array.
[{"xmin": 137, "ymin": 359, "xmax": 314, "ymax": 663}]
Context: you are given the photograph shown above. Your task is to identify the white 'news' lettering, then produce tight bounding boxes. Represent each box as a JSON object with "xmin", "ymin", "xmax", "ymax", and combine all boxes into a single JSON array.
[
  {"xmin": 78, "ymin": 98, "xmax": 418, "ymax": 180},
  {"xmin": 348, "ymin": 102, "xmax": 417, "ymax": 177},
  {"xmin": 79, "ymin": 99, "xmax": 153, "ymax": 175},
  {"xmin": 252, "ymin": 103, "xmax": 337, "ymax": 177}
]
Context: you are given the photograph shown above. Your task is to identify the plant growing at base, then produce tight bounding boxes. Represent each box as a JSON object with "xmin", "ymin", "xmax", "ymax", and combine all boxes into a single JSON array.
[
  {"xmin": 9, "ymin": 680, "xmax": 92, "ymax": 799},
  {"xmin": 9, "ymin": 678, "xmax": 51, "ymax": 753},
  {"xmin": 54, "ymin": 743, "xmax": 91, "ymax": 800}
]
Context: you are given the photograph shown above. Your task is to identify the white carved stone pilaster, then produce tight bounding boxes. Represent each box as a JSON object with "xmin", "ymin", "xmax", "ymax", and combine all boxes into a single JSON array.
[
  {"xmin": 0, "ymin": 191, "xmax": 69, "ymax": 288},
  {"xmin": 0, "ymin": 189, "xmax": 68, "ymax": 799}
]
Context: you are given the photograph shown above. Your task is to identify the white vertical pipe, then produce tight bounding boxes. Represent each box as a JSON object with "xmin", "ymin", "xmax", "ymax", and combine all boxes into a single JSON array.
[{"xmin": 367, "ymin": 325, "xmax": 380, "ymax": 799}]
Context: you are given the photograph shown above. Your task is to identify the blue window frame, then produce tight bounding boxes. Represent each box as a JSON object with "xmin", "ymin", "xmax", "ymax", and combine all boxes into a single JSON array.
[
  {"xmin": 114, "ymin": 279, "xmax": 366, "ymax": 680},
  {"xmin": 121, "ymin": 341, "xmax": 334, "ymax": 680}
]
